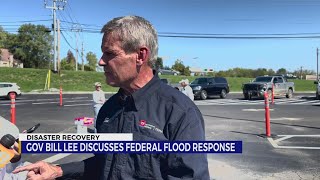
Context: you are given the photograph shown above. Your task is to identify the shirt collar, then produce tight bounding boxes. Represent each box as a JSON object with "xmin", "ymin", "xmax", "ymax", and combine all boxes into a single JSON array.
[{"xmin": 118, "ymin": 70, "xmax": 160, "ymax": 110}]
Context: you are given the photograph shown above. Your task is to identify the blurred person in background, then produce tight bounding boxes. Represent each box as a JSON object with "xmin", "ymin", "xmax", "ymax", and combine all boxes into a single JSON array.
[
  {"xmin": 180, "ymin": 79, "xmax": 194, "ymax": 101},
  {"xmin": 92, "ymin": 82, "xmax": 106, "ymax": 133}
]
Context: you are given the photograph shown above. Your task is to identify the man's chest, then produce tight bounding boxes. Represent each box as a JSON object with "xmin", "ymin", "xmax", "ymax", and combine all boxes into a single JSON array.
[{"xmin": 97, "ymin": 107, "xmax": 168, "ymax": 141}]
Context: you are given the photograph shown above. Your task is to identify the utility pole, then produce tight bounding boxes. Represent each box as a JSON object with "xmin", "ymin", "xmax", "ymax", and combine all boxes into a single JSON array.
[
  {"xmin": 71, "ymin": 24, "xmax": 82, "ymax": 71},
  {"xmin": 81, "ymin": 42, "xmax": 84, "ymax": 71},
  {"xmin": 57, "ymin": 19, "xmax": 61, "ymax": 75},
  {"xmin": 75, "ymin": 32, "xmax": 79, "ymax": 71},
  {"xmin": 44, "ymin": 0, "xmax": 66, "ymax": 72},
  {"xmin": 317, "ymin": 48, "xmax": 319, "ymax": 82},
  {"xmin": 300, "ymin": 66, "xmax": 303, "ymax": 80}
]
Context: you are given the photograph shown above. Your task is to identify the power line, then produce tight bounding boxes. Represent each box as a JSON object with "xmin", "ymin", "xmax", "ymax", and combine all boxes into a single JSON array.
[
  {"xmin": 61, "ymin": 31, "xmax": 76, "ymax": 50},
  {"xmin": 60, "ymin": 20, "xmax": 101, "ymax": 28},
  {"xmin": 158, "ymin": 34, "xmax": 320, "ymax": 39},
  {"xmin": 57, "ymin": 13, "xmax": 73, "ymax": 40},
  {"xmin": 0, "ymin": 19, "xmax": 51, "ymax": 23}
]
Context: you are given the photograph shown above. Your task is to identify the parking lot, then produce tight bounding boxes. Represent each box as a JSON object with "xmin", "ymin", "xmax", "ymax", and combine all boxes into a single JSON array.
[{"xmin": 0, "ymin": 93, "xmax": 319, "ymax": 179}]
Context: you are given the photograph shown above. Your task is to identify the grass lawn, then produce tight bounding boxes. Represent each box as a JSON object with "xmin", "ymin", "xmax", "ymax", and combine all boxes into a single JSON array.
[{"xmin": 0, "ymin": 67, "xmax": 317, "ymax": 92}]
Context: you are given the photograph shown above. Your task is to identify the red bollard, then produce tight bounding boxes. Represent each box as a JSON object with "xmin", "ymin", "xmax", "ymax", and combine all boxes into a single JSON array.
[
  {"xmin": 271, "ymin": 84, "xmax": 275, "ymax": 104},
  {"xmin": 10, "ymin": 92, "xmax": 16, "ymax": 125},
  {"xmin": 264, "ymin": 91, "xmax": 271, "ymax": 137},
  {"xmin": 59, "ymin": 86, "xmax": 63, "ymax": 106}
]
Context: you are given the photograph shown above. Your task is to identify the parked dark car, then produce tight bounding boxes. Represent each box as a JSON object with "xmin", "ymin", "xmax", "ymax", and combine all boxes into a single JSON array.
[
  {"xmin": 190, "ymin": 77, "xmax": 230, "ymax": 100},
  {"xmin": 160, "ymin": 78, "xmax": 169, "ymax": 85}
]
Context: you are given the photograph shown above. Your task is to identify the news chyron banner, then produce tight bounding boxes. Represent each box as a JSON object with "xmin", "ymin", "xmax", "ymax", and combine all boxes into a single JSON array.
[{"xmin": 19, "ymin": 134, "xmax": 242, "ymax": 154}]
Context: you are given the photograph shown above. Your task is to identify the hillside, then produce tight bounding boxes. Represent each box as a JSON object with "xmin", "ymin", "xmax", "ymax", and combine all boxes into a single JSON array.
[{"xmin": 0, "ymin": 67, "xmax": 317, "ymax": 92}]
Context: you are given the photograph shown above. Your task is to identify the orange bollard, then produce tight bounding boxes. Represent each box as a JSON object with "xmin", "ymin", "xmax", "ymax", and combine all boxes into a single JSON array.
[
  {"xmin": 271, "ymin": 84, "xmax": 275, "ymax": 104},
  {"xmin": 264, "ymin": 91, "xmax": 271, "ymax": 137},
  {"xmin": 60, "ymin": 86, "xmax": 63, "ymax": 106},
  {"xmin": 10, "ymin": 92, "xmax": 16, "ymax": 125}
]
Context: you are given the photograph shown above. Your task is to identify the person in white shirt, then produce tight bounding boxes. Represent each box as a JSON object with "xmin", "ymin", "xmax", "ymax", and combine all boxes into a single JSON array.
[
  {"xmin": 179, "ymin": 79, "xmax": 194, "ymax": 101},
  {"xmin": 92, "ymin": 82, "xmax": 106, "ymax": 133}
]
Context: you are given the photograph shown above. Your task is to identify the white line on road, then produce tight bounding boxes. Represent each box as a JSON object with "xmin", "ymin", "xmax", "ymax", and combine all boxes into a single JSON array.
[
  {"xmin": 32, "ymin": 102, "xmax": 59, "ymax": 105},
  {"xmin": 32, "ymin": 100, "xmax": 92, "ymax": 105},
  {"xmin": 242, "ymin": 109, "xmax": 274, "ymax": 112},
  {"xmin": 271, "ymin": 117, "xmax": 303, "ymax": 121},
  {"xmin": 64, "ymin": 103, "xmax": 91, "ymax": 107},
  {"xmin": 267, "ymin": 135, "xmax": 320, "ymax": 150},
  {"xmin": 15, "ymin": 97, "xmax": 89, "ymax": 103},
  {"xmin": 0, "ymin": 103, "xmax": 25, "ymax": 106},
  {"xmin": 278, "ymin": 135, "xmax": 320, "ymax": 137}
]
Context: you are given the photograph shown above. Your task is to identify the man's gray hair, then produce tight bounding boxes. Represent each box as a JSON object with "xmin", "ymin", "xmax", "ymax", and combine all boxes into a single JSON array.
[{"xmin": 101, "ymin": 15, "xmax": 158, "ymax": 68}]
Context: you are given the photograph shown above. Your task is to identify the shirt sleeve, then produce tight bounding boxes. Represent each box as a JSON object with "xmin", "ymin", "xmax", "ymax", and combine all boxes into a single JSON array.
[
  {"xmin": 166, "ymin": 107, "xmax": 210, "ymax": 180},
  {"xmin": 58, "ymin": 155, "xmax": 103, "ymax": 179},
  {"xmin": 186, "ymin": 86, "xmax": 194, "ymax": 101}
]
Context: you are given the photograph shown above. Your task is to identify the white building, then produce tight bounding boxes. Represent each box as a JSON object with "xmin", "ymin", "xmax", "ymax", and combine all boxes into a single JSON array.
[{"xmin": 189, "ymin": 67, "xmax": 213, "ymax": 76}]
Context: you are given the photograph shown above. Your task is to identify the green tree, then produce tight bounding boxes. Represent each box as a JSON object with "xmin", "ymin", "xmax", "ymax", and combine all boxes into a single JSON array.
[
  {"xmin": 0, "ymin": 26, "xmax": 9, "ymax": 48},
  {"xmin": 253, "ymin": 68, "xmax": 268, "ymax": 77},
  {"xmin": 67, "ymin": 50, "xmax": 76, "ymax": 65},
  {"xmin": 154, "ymin": 57, "xmax": 163, "ymax": 70},
  {"xmin": 6, "ymin": 24, "xmax": 52, "ymax": 68},
  {"xmin": 267, "ymin": 69, "xmax": 275, "ymax": 76},
  {"xmin": 276, "ymin": 68, "xmax": 287, "ymax": 75},
  {"xmin": 172, "ymin": 59, "xmax": 185, "ymax": 73},
  {"xmin": 60, "ymin": 57, "xmax": 74, "ymax": 70},
  {"xmin": 207, "ymin": 72, "xmax": 215, "ymax": 76},
  {"xmin": 216, "ymin": 70, "xmax": 227, "ymax": 77},
  {"xmin": 183, "ymin": 66, "xmax": 191, "ymax": 76},
  {"xmin": 86, "ymin": 51, "xmax": 98, "ymax": 71}
]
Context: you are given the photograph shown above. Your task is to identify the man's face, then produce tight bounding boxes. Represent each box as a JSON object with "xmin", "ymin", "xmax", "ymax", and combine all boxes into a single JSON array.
[{"xmin": 99, "ymin": 34, "xmax": 138, "ymax": 87}]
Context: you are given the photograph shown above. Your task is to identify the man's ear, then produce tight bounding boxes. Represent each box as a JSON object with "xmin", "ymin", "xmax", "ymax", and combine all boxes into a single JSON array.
[{"xmin": 136, "ymin": 47, "xmax": 149, "ymax": 66}]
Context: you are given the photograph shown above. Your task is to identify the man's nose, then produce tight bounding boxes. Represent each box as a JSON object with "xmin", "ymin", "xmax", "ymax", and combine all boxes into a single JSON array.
[{"xmin": 98, "ymin": 58, "xmax": 106, "ymax": 66}]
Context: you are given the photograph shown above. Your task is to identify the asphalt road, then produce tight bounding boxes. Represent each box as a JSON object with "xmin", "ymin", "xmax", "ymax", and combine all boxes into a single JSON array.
[{"xmin": 0, "ymin": 93, "xmax": 319, "ymax": 179}]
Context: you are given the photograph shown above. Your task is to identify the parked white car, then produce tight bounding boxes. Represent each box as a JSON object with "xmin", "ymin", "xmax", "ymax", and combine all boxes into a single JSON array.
[
  {"xmin": 0, "ymin": 82, "xmax": 21, "ymax": 99},
  {"xmin": 315, "ymin": 81, "xmax": 320, "ymax": 100}
]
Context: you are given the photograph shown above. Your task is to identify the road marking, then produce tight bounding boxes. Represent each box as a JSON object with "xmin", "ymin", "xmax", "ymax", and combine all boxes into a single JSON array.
[
  {"xmin": 242, "ymin": 109, "xmax": 274, "ymax": 112},
  {"xmin": 0, "ymin": 103, "xmax": 25, "ymax": 106},
  {"xmin": 271, "ymin": 117, "xmax": 303, "ymax": 121},
  {"xmin": 278, "ymin": 134, "xmax": 320, "ymax": 137},
  {"xmin": 32, "ymin": 100, "xmax": 92, "ymax": 105},
  {"xmin": 267, "ymin": 135, "xmax": 320, "ymax": 150},
  {"xmin": 13, "ymin": 97, "xmax": 89, "ymax": 103},
  {"xmin": 64, "ymin": 103, "xmax": 91, "ymax": 107},
  {"xmin": 32, "ymin": 102, "xmax": 59, "ymax": 105}
]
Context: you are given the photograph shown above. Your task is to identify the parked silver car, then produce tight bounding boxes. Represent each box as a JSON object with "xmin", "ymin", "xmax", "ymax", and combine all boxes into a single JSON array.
[{"xmin": 158, "ymin": 69, "xmax": 180, "ymax": 76}]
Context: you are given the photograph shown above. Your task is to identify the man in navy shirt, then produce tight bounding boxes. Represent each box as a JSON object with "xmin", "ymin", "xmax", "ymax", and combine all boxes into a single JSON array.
[{"xmin": 14, "ymin": 15, "xmax": 210, "ymax": 180}]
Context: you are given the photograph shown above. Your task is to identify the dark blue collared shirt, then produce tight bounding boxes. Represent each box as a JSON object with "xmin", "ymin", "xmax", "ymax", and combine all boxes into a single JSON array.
[{"xmin": 60, "ymin": 73, "xmax": 210, "ymax": 180}]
